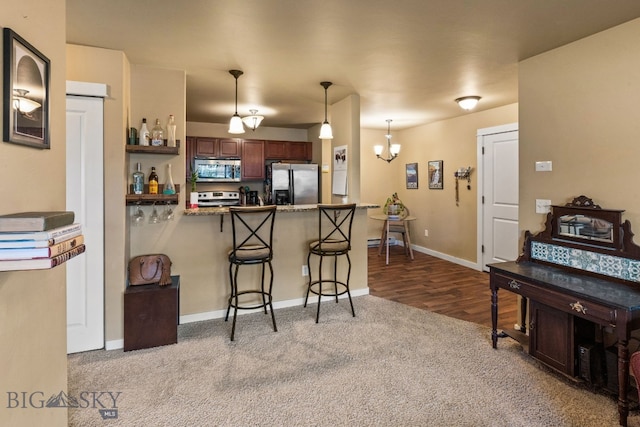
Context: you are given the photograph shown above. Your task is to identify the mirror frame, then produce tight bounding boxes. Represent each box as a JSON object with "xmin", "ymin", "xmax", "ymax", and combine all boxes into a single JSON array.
[{"xmin": 550, "ymin": 196, "xmax": 623, "ymax": 250}]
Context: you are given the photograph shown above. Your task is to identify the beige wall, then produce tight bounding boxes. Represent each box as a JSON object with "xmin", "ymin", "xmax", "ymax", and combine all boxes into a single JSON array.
[
  {"xmin": 0, "ymin": 3, "xmax": 68, "ymax": 426},
  {"xmin": 519, "ymin": 17, "xmax": 640, "ymax": 240},
  {"xmin": 361, "ymin": 104, "xmax": 518, "ymax": 263}
]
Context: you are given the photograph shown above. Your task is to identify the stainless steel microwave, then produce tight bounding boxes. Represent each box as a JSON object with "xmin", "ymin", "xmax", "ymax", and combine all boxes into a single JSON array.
[{"xmin": 194, "ymin": 158, "xmax": 242, "ymax": 182}]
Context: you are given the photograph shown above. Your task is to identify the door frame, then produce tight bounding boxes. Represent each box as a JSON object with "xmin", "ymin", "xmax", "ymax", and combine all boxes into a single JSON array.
[
  {"xmin": 66, "ymin": 80, "xmax": 108, "ymax": 353},
  {"xmin": 476, "ymin": 122, "xmax": 519, "ymax": 271}
]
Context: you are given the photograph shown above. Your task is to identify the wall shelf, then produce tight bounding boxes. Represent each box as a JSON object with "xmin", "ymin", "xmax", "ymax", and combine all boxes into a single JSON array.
[
  {"xmin": 126, "ymin": 184, "xmax": 180, "ymax": 205},
  {"xmin": 126, "ymin": 141, "xmax": 180, "ymax": 155}
]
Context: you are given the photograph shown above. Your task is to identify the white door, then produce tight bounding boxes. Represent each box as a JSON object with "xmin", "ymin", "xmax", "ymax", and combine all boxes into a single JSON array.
[
  {"xmin": 478, "ymin": 124, "xmax": 519, "ymax": 271},
  {"xmin": 66, "ymin": 87, "xmax": 105, "ymax": 353}
]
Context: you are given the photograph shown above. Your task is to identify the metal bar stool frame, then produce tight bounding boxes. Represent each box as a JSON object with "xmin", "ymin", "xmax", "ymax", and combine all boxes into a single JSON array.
[
  {"xmin": 225, "ymin": 205, "xmax": 277, "ymax": 341},
  {"xmin": 305, "ymin": 203, "xmax": 357, "ymax": 323}
]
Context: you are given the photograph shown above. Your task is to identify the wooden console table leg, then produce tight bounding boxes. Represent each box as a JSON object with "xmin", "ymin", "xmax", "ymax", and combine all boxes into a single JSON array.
[
  {"xmin": 491, "ymin": 285, "xmax": 499, "ymax": 349},
  {"xmin": 617, "ymin": 339, "xmax": 630, "ymax": 427}
]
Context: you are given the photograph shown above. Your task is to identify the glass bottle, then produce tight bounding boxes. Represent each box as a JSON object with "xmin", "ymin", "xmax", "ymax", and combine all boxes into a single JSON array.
[
  {"xmin": 166, "ymin": 115, "xmax": 177, "ymax": 147},
  {"xmin": 132, "ymin": 162, "xmax": 144, "ymax": 195},
  {"xmin": 139, "ymin": 118, "xmax": 150, "ymax": 146},
  {"xmin": 149, "ymin": 166, "xmax": 159, "ymax": 195},
  {"xmin": 151, "ymin": 118, "xmax": 164, "ymax": 146},
  {"xmin": 163, "ymin": 163, "xmax": 176, "ymax": 194}
]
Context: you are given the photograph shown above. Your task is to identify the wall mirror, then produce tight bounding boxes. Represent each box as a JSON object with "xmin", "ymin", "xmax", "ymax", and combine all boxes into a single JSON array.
[{"xmin": 551, "ymin": 196, "xmax": 623, "ymax": 250}]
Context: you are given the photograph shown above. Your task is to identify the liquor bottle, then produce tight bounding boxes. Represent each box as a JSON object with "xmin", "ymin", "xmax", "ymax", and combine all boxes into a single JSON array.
[
  {"xmin": 151, "ymin": 119, "xmax": 164, "ymax": 146},
  {"xmin": 166, "ymin": 115, "xmax": 177, "ymax": 147},
  {"xmin": 139, "ymin": 118, "xmax": 150, "ymax": 146},
  {"xmin": 132, "ymin": 162, "xmax": 144, "ymax": 195},
  {"xmin": 163, "ymin": 163, "xmax": 176, "ymax": 195},
  {"xmin": 149, "ymin": 166, "xmax": 159, "ymax": 195}
]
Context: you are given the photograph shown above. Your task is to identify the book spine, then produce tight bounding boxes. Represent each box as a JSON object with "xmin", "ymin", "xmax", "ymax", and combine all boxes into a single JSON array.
[
  {"xmin": 49, "ymin": 223, "xmax": 82, "ymax": 239},
  {"xmin": 51, "ymin": 244, "xmax": 86, "ymax": 267},
  {"xmin": 42, "ymin": 212, "xmax": 75, "ymax": 231},
  {"xmin": 49, "ymin": 235, "xmax": 85, "ymax": 257}
]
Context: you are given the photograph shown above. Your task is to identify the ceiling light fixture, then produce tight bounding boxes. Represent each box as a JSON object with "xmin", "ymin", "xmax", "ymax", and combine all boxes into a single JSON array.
[
  {"xmin": 455, "ymin": 96, "xmax": 481, "ymax": 111},
  {"xmin": 241, "ymin": 109, "xmax": 264, "ymax": 131},
  {"xmin": 228, "ymin": 69, "xmax": 245, "ymax": 134},
  {"xmin": 374, "ymin": 119, "xmax": 401, "ymax": 163},
  {"xmin": 319, "ymin": 81, "xmax": 333, "ymax": 139},
  {"xmin": 13, "ymin": 89, "xmax": 41, "ymax": 115}
]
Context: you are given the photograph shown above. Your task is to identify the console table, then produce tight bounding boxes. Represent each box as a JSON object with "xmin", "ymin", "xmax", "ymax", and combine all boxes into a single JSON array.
[{"xmin": 489, "ymin": 196, "xmax": 640, "ymax": 427}]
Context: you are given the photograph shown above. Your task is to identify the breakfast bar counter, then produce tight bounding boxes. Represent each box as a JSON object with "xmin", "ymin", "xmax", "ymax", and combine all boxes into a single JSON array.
[
  {"xmin": 154, "ymin": 203, "xmax": 378, "ymax": 325},
  {"xmin": 183, "ymin": 203, "xmax": 378, "ymax": 216}
]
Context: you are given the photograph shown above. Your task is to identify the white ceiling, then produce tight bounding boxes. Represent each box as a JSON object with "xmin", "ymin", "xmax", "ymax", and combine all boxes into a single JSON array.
[{"xmin": 66, "ymin": 0, "xmax": 640, "ymax": 130}]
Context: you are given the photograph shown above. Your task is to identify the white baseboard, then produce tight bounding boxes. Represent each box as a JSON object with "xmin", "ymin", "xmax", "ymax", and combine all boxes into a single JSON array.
[
  {"xmin": 410, "ymin": 244, "xmax": 481, "ymax": 271},
  {"xmin": 104, "ymin": 287, "xmax": 370, "ymax": 351}
]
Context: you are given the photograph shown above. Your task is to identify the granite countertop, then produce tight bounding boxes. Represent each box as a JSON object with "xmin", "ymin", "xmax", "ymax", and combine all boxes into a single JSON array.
[{"xmin": 183, "ymin": 203, "xmax": 379, "ymax": 216}]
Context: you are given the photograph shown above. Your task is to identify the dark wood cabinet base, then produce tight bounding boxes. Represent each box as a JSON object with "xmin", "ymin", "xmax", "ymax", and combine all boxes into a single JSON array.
[{"xmin": 124, "ymin": 275, "xmax": 180, "ymax": 351}]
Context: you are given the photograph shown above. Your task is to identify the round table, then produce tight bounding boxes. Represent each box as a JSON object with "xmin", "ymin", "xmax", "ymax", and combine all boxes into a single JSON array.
[{"xmin": 369, "ymin": 214, "xmax": 416, "ymax": 265}]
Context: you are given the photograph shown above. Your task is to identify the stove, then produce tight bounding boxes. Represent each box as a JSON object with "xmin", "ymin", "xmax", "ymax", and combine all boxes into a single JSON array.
[{"xmin": 197, "ymin": 191, "xmax": 240, "ymax": 207}]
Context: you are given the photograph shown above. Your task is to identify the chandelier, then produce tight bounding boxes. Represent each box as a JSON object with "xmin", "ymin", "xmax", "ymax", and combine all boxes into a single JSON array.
[{"xmin": 374, "ymin": 119, "xmax": 400, "ymax": 163}]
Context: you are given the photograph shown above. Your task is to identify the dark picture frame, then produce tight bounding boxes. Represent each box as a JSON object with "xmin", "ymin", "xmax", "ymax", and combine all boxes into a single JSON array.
[
  {"xmin": 3, "ymin": 28, "xmax": 50, "ymax": 149},
  {"xmin": 428, "ymin": 160, "xmax": 443, "ymax": 189},
  {"xmin": 406, "ymin": 163, "xmax": 418, "ymax": 189}
]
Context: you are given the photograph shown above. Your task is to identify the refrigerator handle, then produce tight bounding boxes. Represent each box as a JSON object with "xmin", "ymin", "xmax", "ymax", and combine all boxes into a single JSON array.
[{"xmin": 289, "ymin": 170, "xmax": 294, "ymax": 205}]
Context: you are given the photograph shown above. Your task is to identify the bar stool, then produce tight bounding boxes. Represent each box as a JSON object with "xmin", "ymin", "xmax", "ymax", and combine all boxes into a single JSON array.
[
  {"xmin": 225, "ymin": 205, "xmax": 277, "ymax": 341},
  {"xmin": 304, "ymin": 203, "xmax": 357, "ymax": 323}
]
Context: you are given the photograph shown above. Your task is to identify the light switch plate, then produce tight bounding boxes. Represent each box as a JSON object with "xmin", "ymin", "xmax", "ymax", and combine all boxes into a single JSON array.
[
  {"xmin": 535, "ymin": 161, "xmax": 552, "ymax": 172},
  {"xmin": 536, "ymin": 199, "xmax": 551, "ymax": 214}
]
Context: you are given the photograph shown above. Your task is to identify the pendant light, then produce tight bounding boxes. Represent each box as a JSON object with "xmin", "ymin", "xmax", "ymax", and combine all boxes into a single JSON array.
[
  {"xmin": 374, "ymin": 119, "xmax": 400, "ymax": 163},
  {"xmin": 319, "ymin": 81, "xmax": 333, "ymax": 139},
  {"xmin": 242, "ymin": 109, "xmax": 264, "ymax": 131},
  {"xmin": 228, "ymin": 70, "xmax": 245, "ymax": 134}
]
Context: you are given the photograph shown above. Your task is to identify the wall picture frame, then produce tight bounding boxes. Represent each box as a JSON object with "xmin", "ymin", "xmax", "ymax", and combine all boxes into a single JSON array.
[
  {"xmin": 428, "ymin": 160, "xmax": 443, "ymax": 189},
  {"xmin": 3, "ymin": 28, "xmax": 50, "ymax": 149},
  {"xmin": 406, "ymin": 163, "xmax": 418, "ymax": 189}
]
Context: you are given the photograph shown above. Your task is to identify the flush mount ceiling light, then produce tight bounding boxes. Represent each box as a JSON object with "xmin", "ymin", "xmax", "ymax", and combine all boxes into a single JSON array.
[
  {"xmin": 242, "ymin": 109, "xmax": 264, "ymax": 131},
  {"xmin": 319, "ymin": 81, "xmax": 333, "ymax": 139},
  {"xmin": 228, "ymin": 70, "xmax": 245, "ymax": 134},
  {"xmin": 374, "ymin": 119, "xmax": 401, "ymax": 163},
  {"xmin": 455, "ymin": 96, "xmax": 481, "ymax": 111},
  {"xmin": 13, "ymin": 88, "xmax": 41, "ymax": 115}
]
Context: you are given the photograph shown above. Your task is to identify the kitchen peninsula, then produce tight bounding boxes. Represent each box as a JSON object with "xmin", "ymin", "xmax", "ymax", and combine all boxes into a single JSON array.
[{"xmin": 177, "ymin": 203, "xmax": 377, "ymax": 322}]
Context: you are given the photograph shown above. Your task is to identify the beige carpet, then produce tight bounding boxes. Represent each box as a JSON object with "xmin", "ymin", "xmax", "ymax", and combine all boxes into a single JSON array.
[{"xmin": 68, "ymin": 296, "xmax": 634, "ymax": 426}]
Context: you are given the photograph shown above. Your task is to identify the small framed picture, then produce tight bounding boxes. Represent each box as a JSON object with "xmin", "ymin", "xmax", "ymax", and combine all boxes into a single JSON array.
[
  {"xmin": 406, "ymin": 163, "xmax": 418, "ymax": 189},
  {"xmin": 3, "ymin": 28, "xmax": 50, "ymax": 149},
  {"xmin": 428, "ymin": 160, "xmax": 443, "ymax": 189}
]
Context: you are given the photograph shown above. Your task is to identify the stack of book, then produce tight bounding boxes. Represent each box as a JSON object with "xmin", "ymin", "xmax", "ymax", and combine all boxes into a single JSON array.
[{"xmin": 0, "ymin": 211, "xmax": 85, "ymax": 271}]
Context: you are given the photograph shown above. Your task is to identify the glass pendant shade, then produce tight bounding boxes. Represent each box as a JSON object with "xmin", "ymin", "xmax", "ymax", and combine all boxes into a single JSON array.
[
  {"xmin": 228, "ymin": 114, "xmax": 245, "ymax": 134},
  {"xmin": 319, "ymin": 121, "xmax": 333, "ymax": 139},
  {"xmin": 374, "ymin": 145, "xmax": 384, "ymax": 155},
  {"xmin": 241, "ymin": 109, "xmax": 264, "ymax": 131}
]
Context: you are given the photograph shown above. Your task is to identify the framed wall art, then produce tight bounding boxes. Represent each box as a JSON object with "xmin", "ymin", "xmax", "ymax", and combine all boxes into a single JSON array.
[
  {"xmin": 3, "ymin": 28, "xmax": 50, "ymax": 149},
  {"xmin": 406, "ymin": 163, "xmax": 418, "ymax": 189},
  {"xmin": 428, "ymin": 160, "xmax": 443, "ymax": 189}
]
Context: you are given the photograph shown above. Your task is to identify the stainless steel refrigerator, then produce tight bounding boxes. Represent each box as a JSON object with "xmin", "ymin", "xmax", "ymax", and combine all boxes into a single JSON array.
[{"xmin": 270, "ymin": 163, "xmax": 319, "ymax": 205}]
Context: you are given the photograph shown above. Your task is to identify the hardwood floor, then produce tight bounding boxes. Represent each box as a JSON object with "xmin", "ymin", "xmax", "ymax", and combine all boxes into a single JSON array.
[{"xmin": 367, "ymin": 245, "xmax": 518, "ymax": 332}]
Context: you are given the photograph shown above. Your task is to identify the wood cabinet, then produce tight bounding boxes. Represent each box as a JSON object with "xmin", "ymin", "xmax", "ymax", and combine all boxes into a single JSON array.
[
  {"xmin": 124, "ymin": 276, "xmax": 180, "ymax": 351},
  {"xmin": 242, "ymin": 139, "xmax": 265, "ymax": 180},
  {"xmin": 194, "ymin": 137, "xmax": 241, "ymax": 158},
  {"xmin": 265, "ymin": 140, "xmax": 311, "ymax": 161},
  {"xmin": 529, "ymin": 300, "xmax": 575, "ymax": 375}
]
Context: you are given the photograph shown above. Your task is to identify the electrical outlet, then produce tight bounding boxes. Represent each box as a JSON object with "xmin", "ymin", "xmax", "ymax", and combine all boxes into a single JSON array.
[
  {"xmin": 424, "ymin": 229, "xmax": 429, "ymax": 237},
  {"xmin": 302, "ymin": 265, "xmax": 309, "ymax": 276}
]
